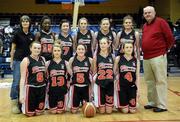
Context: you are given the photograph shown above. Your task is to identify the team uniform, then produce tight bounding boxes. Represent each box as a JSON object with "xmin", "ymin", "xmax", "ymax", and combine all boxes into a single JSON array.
[
  {"xmin": 77, "ymin": 30, "xmax": 93, "ymax": 57},
  {"xmin": 47, "ymin": 59, "xmax": 68, "ymax": 111},
  {"xmin": 58, "ymin": 33, "xmax": 73, "ymax": 61},
  {"xmin": 21, "ymin": 56, "xmax": 46, "ymax": 115},
  {"xmin": 117, "ymin": 30, "xmax": 136, "ymax": 56},
  {"xmin": 94, "ymin": 54, "xmax": 114, "ymax": 108},
  {"xmin": 96, "ymin": 30, "xmax": 115, "ymax": 53},
  {"xmin": 114, "ymin": 55, "xmax": 137, "ymax": 109},
  {"xmin": 68, "ymin": 57, "xmax": 91, "ymax": 110},
  {"xmin": 39, "ymin": 30, "xmax": 55, "ymax": 61}
]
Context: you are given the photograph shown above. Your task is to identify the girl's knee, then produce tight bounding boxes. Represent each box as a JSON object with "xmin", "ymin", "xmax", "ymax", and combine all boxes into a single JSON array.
[
  {"xmin": 120, "ymin": 108, "xmax": 129, "ymax": 114},
  {"xmin": 71, "ymin": 109, "xmax": 78, "ymax": 114},
  {"xmin": 106, "ymin": 106, "xmax": 113, "ymax": 114},
  {"xmin": 129, "ymin": 108, "xmax": 137, "ymax": 114}
]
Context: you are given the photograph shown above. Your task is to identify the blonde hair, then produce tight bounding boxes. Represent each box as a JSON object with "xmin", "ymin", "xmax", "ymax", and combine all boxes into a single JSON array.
[
  {"xmin": 78, "ymin": 17, "xmax": 88, "ymax": 26},
  {"xmin": 123, "ymin": 15, "xmax": 134, "ymax": 24}
]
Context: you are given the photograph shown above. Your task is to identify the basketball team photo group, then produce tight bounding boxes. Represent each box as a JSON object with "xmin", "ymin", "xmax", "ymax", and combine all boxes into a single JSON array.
[{"xmin": 0, "ymin": 0, "xmax": 180, "ymax": 122}]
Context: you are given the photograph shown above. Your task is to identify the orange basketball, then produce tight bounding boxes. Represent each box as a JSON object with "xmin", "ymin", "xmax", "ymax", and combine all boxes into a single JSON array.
[{"xmin": 82, "ymin": 102, "xmax": 96, "ymax": 117}]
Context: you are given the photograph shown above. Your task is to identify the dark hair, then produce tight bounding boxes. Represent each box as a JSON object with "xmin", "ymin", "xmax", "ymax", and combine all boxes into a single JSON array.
[
  {"xmin": 74, "ymin": 44, "xmax": 87, "ymax": 58},
  {"xmin": 122, "ymin": 41, "xmax": 134, "ymax": 49},
  {"xmin": 97, "ymin": 37, "xmax": 111, "ymax": 54},
  {"xmin": 100, "ymin": 18, "xmax": 110, "ymax": 25},
  {"xmin": 29, "ymin": 41, "xmax": 41, "ymax": 48},
  {"xmin": 59, "ymin": 19, "xmax": 70, "ymax": 28},
  {"xmin": 19, "ymin": 15, "xmax": 31, "ymax": 29},
  {"xmin": 40, "ymin": 16, "xmax": 51, "ymax": 29}
]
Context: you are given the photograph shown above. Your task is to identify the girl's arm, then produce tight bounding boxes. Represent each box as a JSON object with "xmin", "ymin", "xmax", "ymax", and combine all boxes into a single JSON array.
[
  {"xmin": 112, "ymin": 31, "xmax": 117, "ymax": 51},
  {"xmin": 135, "ymin": 59, "xmax": 140, "ymax": 100},
  {"xmin": 19, "ymin": 57, "xmax": 29, "ymax": 104},
  {"xmin": 92, "ymin": 55, "xmax": 97, "ymax": 83},
  {"xmin": 113, "ymin": 56, "xmax": 120, "ymax": 80},
  {"xmin": 65, "ymin": 61, "xmax": 72, "ymax": 76},
  {"xmin": 73, "ymin": 33, "xmax": 77, "ymax": 53},
  {"xmin": 135, "ymin": 31, "xmax": 140, "ymax": 60},
  {"xmin": 90, "ymin": 30, "xmax": 96, "ymax": 53},
  {"xmin": 10, "ymin": 43, "xmax": 16, "ymax": 69},
  {"xmin": 93, "ymin": 32, "xmax": 98, "ymax": 53},
  {"xmin": 115, "ymin": 31, "xmax": 122, "ymax": 50}
]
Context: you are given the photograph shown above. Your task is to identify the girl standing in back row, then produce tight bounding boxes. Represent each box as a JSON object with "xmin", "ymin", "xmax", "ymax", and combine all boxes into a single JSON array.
[
  {"xmin": 35, "ymin": 16, "xmax": 55, "ymax": 61},
  {"xmin": 56, "ymin": 19, "xmax": 73, "ymax": 61},
  {"xmin": 116, "ymin": 15, "xmax": 140, "ymax": 59}
]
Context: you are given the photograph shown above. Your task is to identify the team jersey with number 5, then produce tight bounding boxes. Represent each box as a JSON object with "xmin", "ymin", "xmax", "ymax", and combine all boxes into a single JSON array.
[{"xmin": 72, "ymin": 57, "xmax": 91, "ymax": 85}]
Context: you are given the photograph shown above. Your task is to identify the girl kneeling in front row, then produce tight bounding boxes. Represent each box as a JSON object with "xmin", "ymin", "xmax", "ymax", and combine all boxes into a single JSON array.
[
  {"xmin": 114, "ymin": 42, "xmax": 139, "ymax": 113},
  {"xmin": 93, "ymin": 37, "xmax": 115, "ymax": 114},
  {"xmin": 46, "ymin": 43, "xmax": 72, "ymax": 114},
  {"xmin": 19, "ymin": 41, "xmax": 46, "ymax": 117}
]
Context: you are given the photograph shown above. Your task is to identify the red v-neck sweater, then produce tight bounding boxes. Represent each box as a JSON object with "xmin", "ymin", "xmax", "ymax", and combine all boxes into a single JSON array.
[{"xmin": 142, "ymin": 17, "xmax": 175, "ymax": 59}]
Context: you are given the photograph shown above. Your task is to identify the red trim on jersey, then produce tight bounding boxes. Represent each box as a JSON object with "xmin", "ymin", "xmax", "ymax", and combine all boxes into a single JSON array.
[
  {"xmin": 25, "ymin": 86, "xmax": 35, "ymax": 115},
  {"xmin": 98, "ymin": 85, "xmax": 105, "ymax": 107}
]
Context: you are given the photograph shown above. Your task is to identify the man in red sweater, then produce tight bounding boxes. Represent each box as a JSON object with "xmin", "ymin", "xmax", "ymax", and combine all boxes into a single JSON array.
[{"xmin": 142, "ymin": 6, "xmax": 174, "ymax": 112}]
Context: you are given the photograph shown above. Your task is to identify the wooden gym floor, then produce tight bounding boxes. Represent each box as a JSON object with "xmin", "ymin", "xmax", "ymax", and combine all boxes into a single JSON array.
[{"xmin": 0, "ymin": 76, "xmax": 180, "ymax": 122}]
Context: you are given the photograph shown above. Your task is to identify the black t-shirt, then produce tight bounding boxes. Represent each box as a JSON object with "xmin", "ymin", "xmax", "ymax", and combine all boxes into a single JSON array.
[{"xmin": 12, "ymin": 29, "xmax": 34, "ymax": 61}]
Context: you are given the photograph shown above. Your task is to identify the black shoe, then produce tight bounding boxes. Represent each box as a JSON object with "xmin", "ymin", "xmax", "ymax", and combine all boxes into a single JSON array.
[
  {"xmin": 153, "ymin": 108, "xmax": 167, "ymax": 112},
  {"xmin": 144, "ymin": 105, "xmax": 156, "ymax": 109}
]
